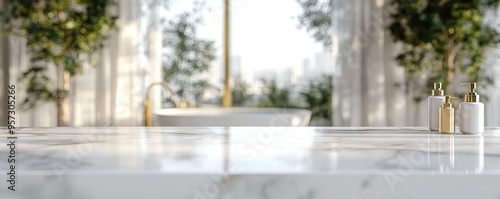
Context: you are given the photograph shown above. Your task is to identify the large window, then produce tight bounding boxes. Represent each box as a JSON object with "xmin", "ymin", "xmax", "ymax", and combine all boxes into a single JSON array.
[{"xmin": 159, "ymin": 0, "xmax": 333, "ymax": 117}]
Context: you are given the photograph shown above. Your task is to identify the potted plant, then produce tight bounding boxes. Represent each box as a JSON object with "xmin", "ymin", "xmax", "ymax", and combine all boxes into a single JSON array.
[
  {"xmin": 1, "ymin": 0, "xmax": 117, "ymax": 126},
  {"xmin": 388, "ymin": 0, "xmax": 500, "ymax": 98},
  {"xmin": 300, "ymin": 74, "xmax": 332, "ymax": 126},
  {"xmin": 162, "ymin": 10, "xmax": 216, "ymax": 107},
  {"xmin": 258, "ymin": 78, "xmax": 299, "ymax": 108}
]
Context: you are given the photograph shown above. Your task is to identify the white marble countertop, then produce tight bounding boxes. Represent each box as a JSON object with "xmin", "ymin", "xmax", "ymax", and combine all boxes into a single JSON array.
[{"xmin": 2, "ymin": 127, "xmax": 500, "ymax": 199}]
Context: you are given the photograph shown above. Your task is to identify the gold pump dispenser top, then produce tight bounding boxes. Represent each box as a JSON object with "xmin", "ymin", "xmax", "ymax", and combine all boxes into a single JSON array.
[
  {"xmin": 432, "ymin": 82, "xmax": 444, "ymax": 96},
  {"xmin": 442, "ymin": 95, "xmax": 456, "ymax": 108},
  {"xmin": 459, "ymin": 82, "xmax": 479, "ymax": 102},
  {"xmin": 439, "ymin": 95, "xmax": 456, "ymax": 134}
]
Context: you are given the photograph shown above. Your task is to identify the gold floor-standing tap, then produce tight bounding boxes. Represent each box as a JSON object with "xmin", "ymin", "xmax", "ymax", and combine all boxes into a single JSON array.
[{"xmin": 144, "ymin": 82, "xmax": 175, "ymax": 126}]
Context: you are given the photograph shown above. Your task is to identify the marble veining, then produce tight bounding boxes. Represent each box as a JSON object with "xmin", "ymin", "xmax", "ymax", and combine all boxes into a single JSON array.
[{"xmin": 2, "ymin": 127, "xmax": 500, "ymax": 199}]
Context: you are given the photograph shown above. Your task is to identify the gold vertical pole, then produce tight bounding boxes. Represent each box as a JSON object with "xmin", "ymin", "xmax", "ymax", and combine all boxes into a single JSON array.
[
  {"xmin": 144, "ymin": 98, "xmax": 151, "ymax": 126},
  {"xmin": 222, "ymin": 0, "xmax": 232, "ymax": 107}
]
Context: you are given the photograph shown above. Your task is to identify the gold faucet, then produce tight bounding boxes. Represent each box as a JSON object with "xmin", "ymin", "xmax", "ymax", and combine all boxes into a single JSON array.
[{"xmin": 144, "ymin": 82, "xmax": 175, "ymax": 126}]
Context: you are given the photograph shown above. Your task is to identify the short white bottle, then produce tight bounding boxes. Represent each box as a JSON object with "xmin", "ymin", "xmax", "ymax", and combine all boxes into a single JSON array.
[
  {"xmin": 459, "ymin": 83, "xmax": 484, "ymax": 134},
  {"xmin": 428, "ymin": 82, "xmax": 445, "ymax": 131}
]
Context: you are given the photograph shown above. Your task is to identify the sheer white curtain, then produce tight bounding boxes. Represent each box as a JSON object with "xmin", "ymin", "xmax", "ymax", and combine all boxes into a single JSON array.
[
  {"xmin": 485, "ymin": 57, "xmax": 500, "ymax": 126},
  {"xmin": 484, "ymin": 9, "xmax": 500, "ymax": 127},
  {"xmin": 485, "ymin": 63, "xmax": 500, "ymax": 126},
  {"xmin": 332, "ymin": 0, "xmax": 408, "ymax": 127},
  {"xmin": 331, "ymin": 0, "xmax": 500, "ymax": 127},
  {"xmin": 0, "ymin": 0, "xmax": 162, "ymax": 127}
]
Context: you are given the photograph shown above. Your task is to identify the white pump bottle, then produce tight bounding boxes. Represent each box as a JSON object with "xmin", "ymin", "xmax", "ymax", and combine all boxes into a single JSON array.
[
  {"xmin": 428, "ymin": 83, "xmax": 445, "ymax": 131},
  {"xmin": 459, "ymin": 83, "xmax": 484, "ymax": 134}
]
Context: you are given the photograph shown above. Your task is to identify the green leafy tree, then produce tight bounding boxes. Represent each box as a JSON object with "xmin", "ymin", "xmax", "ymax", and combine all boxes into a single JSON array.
[
  {"xmin": 258, "ymin": 78, "xmax": 298, "ymax": 108},
  {"xmin": 162, "ymin": 10, "xmax": 216, "ymax": 106},
  {"xmin": 232, "ymin": 78, "xmax": 252, "ymax": 106},
  {"xmin": 300, "ymin": 74, "xmax": 332, "ymax": 119},
  {"xmin": 388, "ymin": 0, "xmax": 500, "ymax": 98},
  {"xmin": 1, "ymin": 0, "xmax": 117, "ymax": 126},
  {"xmin": 296, "ymin": 0, "xmax": 332, "ymax": 48}
]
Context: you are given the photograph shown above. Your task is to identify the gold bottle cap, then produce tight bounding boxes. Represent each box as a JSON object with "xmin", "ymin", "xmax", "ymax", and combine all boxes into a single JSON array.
[
  {"xmin": 459, "ymin": 82, "xmax": 480, "ymax": 102},
  {"xmin": 441, "ymin": 95, "xmax": 456, "ymax": 108},
  {"xmin": 432, "ymin": 82, "xmax": 444, "ymax": 96}
]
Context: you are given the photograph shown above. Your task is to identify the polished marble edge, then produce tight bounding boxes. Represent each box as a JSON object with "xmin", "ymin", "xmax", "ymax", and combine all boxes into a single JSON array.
[
  {"xmin": 15, "ymin": 170, "xmax": 500, "ymax": 175},
  {"xmin": 3, "ymin": 174, "xmax": 500, "ymax": 199}
]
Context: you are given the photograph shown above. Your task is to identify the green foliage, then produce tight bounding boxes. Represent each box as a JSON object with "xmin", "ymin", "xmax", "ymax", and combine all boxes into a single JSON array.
[
  {"xmin": 296, "ymin": 0, "xmax": 332, "ymax": 48},
  {"xmin": 232, "ymin": 78, "xmax": 252, "ymax": 106},
  {"xmin": 162, "ymin": 10, "xmax": 216, "ymax": 105},
  {"xmin": 258, "ymin": 78, "xmax": 298, "ymax": 108},
  {"xmin": 0, "ymin": 0, "xmax": 117, "ymax": 108},
  {"xmin": 300, "ymin": 74, "xmax": 332, "ymax": 119},
  {"xmin": 20, "ymin": 67, "xmax": 56, "ymax": 104},
  {"xmin": 388, "ymin": 0, "xmax": 500, "ymax": 96}
]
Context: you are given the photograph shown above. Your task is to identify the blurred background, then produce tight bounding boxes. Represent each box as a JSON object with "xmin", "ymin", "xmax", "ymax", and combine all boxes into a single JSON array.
[{"xmin": 0, "ymin": 0, "xmax": 499, "ymax": 127}]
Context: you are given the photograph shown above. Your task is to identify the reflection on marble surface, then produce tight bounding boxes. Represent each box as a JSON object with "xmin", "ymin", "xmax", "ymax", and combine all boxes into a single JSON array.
[{"xmin": 1, "ymin": 127, "xmax": 500, "ymax": 199}]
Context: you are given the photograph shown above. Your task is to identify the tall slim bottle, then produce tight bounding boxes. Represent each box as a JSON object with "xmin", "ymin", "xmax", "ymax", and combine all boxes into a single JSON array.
[
  {"xmin": 439, "ymin": 95, "xmax": 456, "ymax": 134},
  {"xmin": 459, "ymin": 83, "xmax": 484, "ymax": 134},
  {"xmin": 428, "ymin": 83, "xmax": 445, "ymax": 131}
]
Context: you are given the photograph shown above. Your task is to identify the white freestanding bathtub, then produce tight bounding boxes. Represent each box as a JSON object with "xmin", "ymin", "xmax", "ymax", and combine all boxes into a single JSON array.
[{"xmin": 153, "ymin": 108, "xmax": 311, "ymax": 126}]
